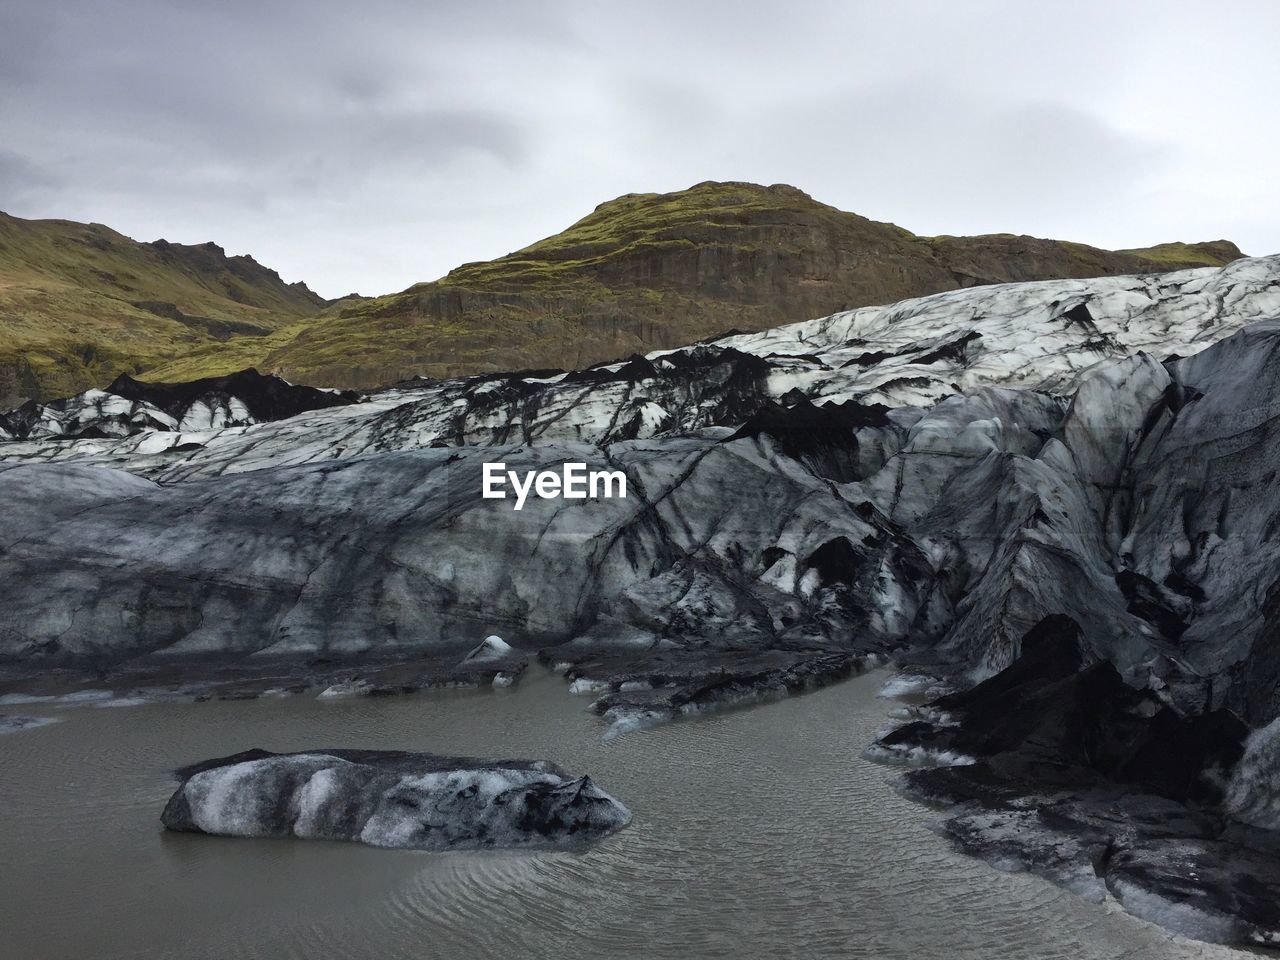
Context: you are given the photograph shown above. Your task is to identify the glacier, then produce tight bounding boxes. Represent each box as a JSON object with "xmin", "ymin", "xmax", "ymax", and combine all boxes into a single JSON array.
[{"xmin": 5, "ymin": 255, "xmax": 1280, "ymax": 942}]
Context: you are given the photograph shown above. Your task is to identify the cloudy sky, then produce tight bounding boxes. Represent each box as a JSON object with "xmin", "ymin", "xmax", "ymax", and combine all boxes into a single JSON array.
[{"xmin": 2, "ymin": 0, "xmax": 1277, "ymax": 299}]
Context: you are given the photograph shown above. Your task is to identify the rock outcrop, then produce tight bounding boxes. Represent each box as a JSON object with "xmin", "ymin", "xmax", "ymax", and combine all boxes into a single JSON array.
[{"xmin": 160, "ymin": 749, "xmax": 631, "ymax": 850}]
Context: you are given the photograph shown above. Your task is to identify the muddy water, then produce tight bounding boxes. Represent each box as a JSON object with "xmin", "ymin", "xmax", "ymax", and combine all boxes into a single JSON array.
[{"xmin": 0, "ymin": 669, "xmax": 1252, "ymax": 959}]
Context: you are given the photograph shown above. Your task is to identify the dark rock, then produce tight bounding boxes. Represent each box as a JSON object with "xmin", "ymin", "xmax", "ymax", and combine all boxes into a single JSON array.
[
  {"xmin": 874, "ymin": 614, "xmax": 1262, "ymax": 946},
  {"xmin": 105, "ymin": 369, "xmax": 359, "ymax": 423},
  {"xmin": 724, "ymin": 397, "xmax": 891, "ymax": 481},
  {"xmin": 886, "ymin": 616, "xmax": 1247, "ymax": 804}
]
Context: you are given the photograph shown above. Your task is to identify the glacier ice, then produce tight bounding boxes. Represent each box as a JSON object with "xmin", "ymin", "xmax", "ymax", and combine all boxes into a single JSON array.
[
  {"xmin": 0, "ymin": 714, "xmax": 61, "ymax": 734},
  {"xmin": 161, "ymin": 749, "xmax": 631, "ymax": 851},
  {"xmin": 4, "ymin": 256, "xmax": 1280, "ymax": 942}
]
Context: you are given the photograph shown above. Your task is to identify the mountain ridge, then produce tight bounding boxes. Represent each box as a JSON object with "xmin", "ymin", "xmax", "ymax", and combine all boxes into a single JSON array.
[
  {"xmin": 0, "ymin": 183, "xmax": 1245, "ymax": 402},
  {"xmin": 0, "ymin": 211, "xmax": 327, "ymax": 404}
]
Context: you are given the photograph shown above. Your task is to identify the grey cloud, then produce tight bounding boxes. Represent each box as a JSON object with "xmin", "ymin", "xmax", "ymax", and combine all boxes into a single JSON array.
[
  {"xmin": 766, "ymin": 89, "xmax": 1170, "ymax": 229},
  {"xmin": 0, "ymin": 4, "xmax": 56, "ymax": 84},
  {"xmin": 358, "ymin": 111, "xmax": 530, "ymax": 168},
  {"xmin": 0, "ymin": 150, "xmax": 61, "ymax": 200},
  {"xmin": 0, "ymin": 0, "xmax": 1275, "ymax": 298}
]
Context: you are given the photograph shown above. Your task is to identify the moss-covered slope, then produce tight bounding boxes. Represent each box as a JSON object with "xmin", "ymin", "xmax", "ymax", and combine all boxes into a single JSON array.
[
  {"xmin": 151, "ymin": 182, "xmax": 1239, "ymax": 390},
  {"xmin": 0, "ymin": 212, "xmax": 324, "ymax": 403},
  {"xmin": 3, "ymin": 183, "xmax": 1245, "ymax": 398}
]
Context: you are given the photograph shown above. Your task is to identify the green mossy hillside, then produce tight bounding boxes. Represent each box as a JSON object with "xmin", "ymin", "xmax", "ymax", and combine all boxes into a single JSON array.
[
  {"xmin": 1, "ymin": 183, "xmax": 1246, "ymax": 400},
  {"xmin": 0, "ymin": 212, "xmax": 325, "ymax": 403}
]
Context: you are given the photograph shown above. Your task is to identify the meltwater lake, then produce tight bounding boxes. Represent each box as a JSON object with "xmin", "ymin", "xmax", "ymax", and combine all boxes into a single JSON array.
[{"xmin": 0, "ymin": 669, "xmax": 1252, "ymax": 959}]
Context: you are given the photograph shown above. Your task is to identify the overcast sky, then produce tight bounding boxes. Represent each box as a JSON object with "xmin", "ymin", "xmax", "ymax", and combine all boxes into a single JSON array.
[{"xmin": 2, "ymin": 0, "xmax": 1277, "ymax": 299}]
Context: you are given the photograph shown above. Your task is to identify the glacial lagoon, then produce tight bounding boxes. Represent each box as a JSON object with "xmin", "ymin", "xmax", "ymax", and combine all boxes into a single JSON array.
[{"xmin": 0, "ymin": 669, "xmax": 1250, "ymax": 960}]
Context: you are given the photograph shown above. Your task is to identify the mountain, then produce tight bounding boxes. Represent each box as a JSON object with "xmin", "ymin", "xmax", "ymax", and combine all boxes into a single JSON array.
[
  {"xmin": 148, "ymin": 181, "xmax": 1241, "ymax": 389},
  {"xmin": 8, "ymin": 256, "xmax": 1275, "ymax": 461},
  {"xmin": 4, "ymin": 255, "xmax": 1280, "ymax": 941},
  {"xmin": 3, "ymin": 183, "xmax": 1241, "ymax": 402},
  {"xmin": 0, "ymin": 211, "xmax": 325, "ymax": 405}
]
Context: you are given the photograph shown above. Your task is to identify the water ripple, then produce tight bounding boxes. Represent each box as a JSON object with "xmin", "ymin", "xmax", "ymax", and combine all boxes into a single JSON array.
[{"xmin": 0, "ymin": 670, "xmax": 1254, "ymax": 960}]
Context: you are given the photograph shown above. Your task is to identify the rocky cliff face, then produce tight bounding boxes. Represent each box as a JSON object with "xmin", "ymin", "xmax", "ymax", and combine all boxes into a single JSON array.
[{"xmin": 4, "ymin": 255, "xmax": 1280, "ymax": 943}]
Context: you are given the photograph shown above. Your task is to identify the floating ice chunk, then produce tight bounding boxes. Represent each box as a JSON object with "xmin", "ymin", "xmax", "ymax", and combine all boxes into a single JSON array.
[
  {"xmin": 56, "ymin": 690, "xmax": 116, "ymax": 704},
  {"xmin": 0, "ymin": 714, "xmax": 61, "ymax": 734},
  {"xmin": 885, "ymin": 704, "xmax": 958, "ymax": 727},
  {"xmin": 602, "ymin": 707, "xmax": 666, "ymax": 741},
  {"xmin": 0, "ymin": 693, "xmax": 56, "ymax": 706},
  {"xmin": 163, "ymin": 749, "xmax": 630, "ymax": 851},
  {"xmin": 317, "ymin": 680, "xmax": 373, "ymax": 700},
  {"xmin": 462, "ymin": 635, "xmax": 514, "ymax": 663}
]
